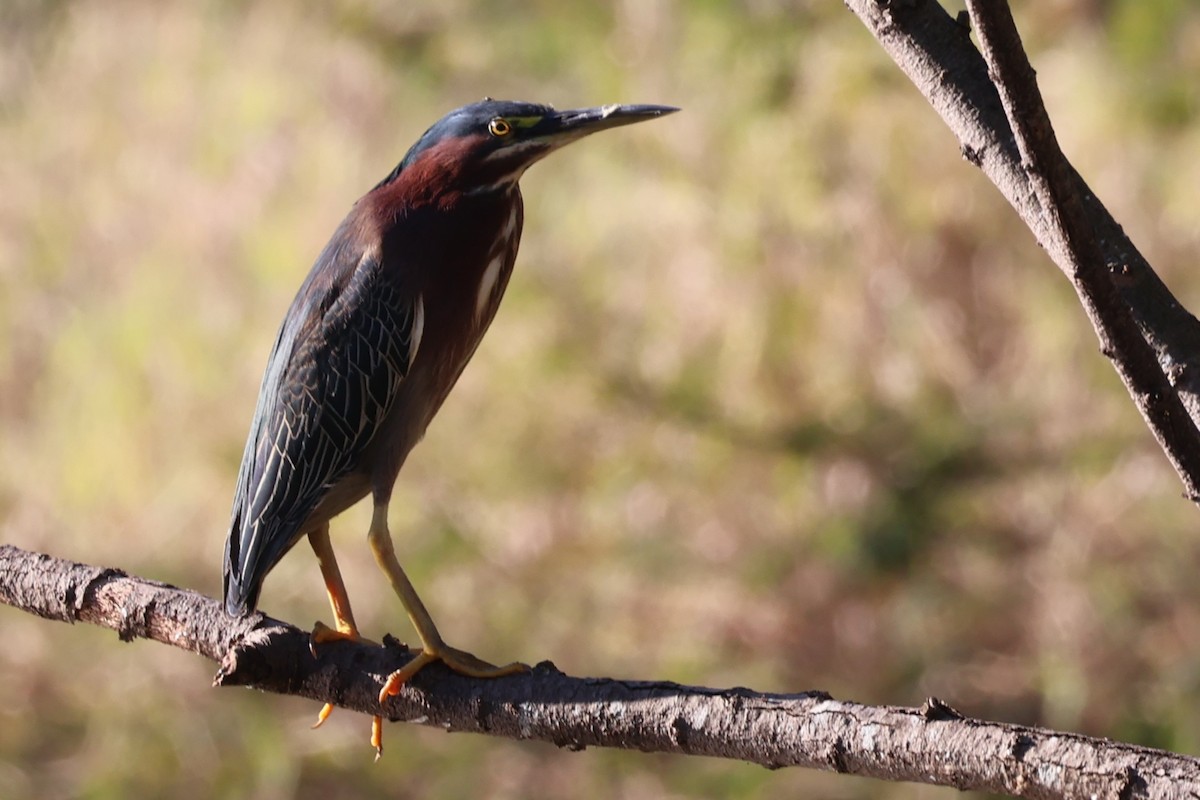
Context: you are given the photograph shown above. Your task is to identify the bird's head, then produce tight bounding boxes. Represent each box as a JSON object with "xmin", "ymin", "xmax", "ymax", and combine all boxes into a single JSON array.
[{"xmin": 386, "ymin": 99, "xmax": 678, "ymax": 199}]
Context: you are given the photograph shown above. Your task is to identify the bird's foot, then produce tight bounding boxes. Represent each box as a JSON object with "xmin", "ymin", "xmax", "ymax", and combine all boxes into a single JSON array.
[
  {"xmin": 375, "ymin": 643, "xmax": 528, "ymax": 754},
  {"xmin": 379, "ymin": 641, "xmax": 529, "ymax": 702},
  {"xmin": 308, "ymin": 620, "xmax": 383, "ymax": 748},
  {"xmin": 309, "ymin": 619, "xmax": 378, "ymax": 655}
]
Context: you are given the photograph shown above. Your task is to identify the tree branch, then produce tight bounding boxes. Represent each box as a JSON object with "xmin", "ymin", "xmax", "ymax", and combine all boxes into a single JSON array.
[
  {"xmin": 1, "ymin": 543, "xmax": 1197, "ymax": 797},
  {"xmin": 845, "ymin": 0, "xmax": 1200, "ymax": 503}
]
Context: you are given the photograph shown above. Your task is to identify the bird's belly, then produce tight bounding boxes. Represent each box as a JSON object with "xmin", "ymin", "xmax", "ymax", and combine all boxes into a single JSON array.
[
  {"xmin": 302, "ymin": 471, "xmax": 373, "ymax": 531},
  {"xmin": 358, "ymin": 332, "xmax": 482, "ymax": 492}
]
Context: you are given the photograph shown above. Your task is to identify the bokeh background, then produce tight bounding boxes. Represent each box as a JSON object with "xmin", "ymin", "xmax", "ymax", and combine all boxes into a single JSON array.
[{"xmin": 2, "ymin": 0, "xmax": 1200, "ymax": 797}]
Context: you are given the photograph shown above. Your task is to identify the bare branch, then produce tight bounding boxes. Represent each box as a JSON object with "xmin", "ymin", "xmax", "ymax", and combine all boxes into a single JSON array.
[
  {"xmin": 845, "ymin": 0, "xmax": 1200, "ymax": 503},
  {"xmin": 965, "ymin": 0, "xmax": 1200, "ymax": 501},
  {"xmin": 1, "ymin": 543, "xmax": 1197, "ymax": 797}
]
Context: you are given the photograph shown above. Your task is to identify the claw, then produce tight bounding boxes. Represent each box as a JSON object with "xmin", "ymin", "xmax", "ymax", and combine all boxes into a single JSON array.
[
  {"xmin": 379, "ymin": 651, "xmax": 437, "ymax": 703},
  {"xmin": 309, "ymin": 620, "xmax": 340, "ymax": 657},
  {"xmin": 312, "ymin": 702, "xmax": 335, "ymax": 729},
  {"xmin": 308, "ymin": 622, "xmax": 376, "ymax": 732},
  {"xmin": 372, "ymin": 715, "xmax": 383, "ymax": 760}
]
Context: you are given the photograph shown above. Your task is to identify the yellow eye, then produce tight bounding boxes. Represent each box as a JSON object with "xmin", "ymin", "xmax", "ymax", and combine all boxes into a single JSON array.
[{"xmin": 488, "ymin": 118, "xmax": 513, "ymax": 137}]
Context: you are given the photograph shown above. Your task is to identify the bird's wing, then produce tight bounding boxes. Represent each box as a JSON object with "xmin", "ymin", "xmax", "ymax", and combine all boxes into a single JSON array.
[{"xmin": 223, "ymin": 236, "xmax": 423, "ymax": 615}]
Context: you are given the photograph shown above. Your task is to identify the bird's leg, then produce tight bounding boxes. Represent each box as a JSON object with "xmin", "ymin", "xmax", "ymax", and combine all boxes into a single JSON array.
[
  {"xmin": 307, "ymin": 525, "xmax": 383, "ymax": 752},
  {"xmin": 367, "ymin": 502, "xmax": 529, "ymax": 704},
  {"xmin": 309, "ymin": 524, "xmax": 371, "ymax": 645}
]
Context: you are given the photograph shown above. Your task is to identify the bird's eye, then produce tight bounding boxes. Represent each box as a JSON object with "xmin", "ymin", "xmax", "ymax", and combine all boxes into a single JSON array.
[{"xmin": 488, "ymin": 118, "xmax": 513, "ymax": 137}]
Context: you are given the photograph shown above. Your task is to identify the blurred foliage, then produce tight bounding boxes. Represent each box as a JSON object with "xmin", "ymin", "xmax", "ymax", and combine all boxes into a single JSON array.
[{"xmin": 2, "ymin": 0, "xmax": 1200, "ymax": 797}]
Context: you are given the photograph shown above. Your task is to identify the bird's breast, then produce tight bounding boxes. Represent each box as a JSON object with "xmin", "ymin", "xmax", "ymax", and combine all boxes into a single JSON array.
[
  {"xmin": 421, "ymin": 189, "xmax": 522, "ymax": 372},
  {"xmin": 368, "ymin": 187, "xmax": 524, "ymax": 474},
  {"xmin": 473, "ymin": 201, "xmax": 522, "ymax": 325}
]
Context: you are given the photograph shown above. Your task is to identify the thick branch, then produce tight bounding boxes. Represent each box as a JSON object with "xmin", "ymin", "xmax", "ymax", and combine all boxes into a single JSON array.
[
  {"xmin": 845, "ymin": 0, "xmax": 1200, "ymax": 502},
  {"xmin": 1, "ymin": 543, "xmax": 1198, "ymax": 798}
]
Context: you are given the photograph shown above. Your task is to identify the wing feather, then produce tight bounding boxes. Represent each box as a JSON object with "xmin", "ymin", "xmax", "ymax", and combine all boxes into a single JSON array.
[{"xmin": 223, "ymin": 237, "xmax": 420, "ymax": 616}]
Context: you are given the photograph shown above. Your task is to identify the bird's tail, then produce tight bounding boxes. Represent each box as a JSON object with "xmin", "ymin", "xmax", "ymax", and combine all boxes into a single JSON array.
[
  {"xmin": 222, "ymin": 577, "xmax": 257, "ymax": 618},
  {"xmin": 222, "ymin": 521, "xmax": 259, "ymax": 617}
]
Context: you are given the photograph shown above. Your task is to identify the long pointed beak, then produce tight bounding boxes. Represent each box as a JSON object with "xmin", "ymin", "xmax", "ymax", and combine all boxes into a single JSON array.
[{"xmin": 537, "ymin": 104, "xmax": 679, "ymax": 141}]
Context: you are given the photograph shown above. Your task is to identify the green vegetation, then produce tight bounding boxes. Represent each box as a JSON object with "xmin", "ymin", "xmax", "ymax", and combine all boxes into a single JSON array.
[{"xmin": 2, "ymin": 1, "xmax": 1198, "ymax": 797}]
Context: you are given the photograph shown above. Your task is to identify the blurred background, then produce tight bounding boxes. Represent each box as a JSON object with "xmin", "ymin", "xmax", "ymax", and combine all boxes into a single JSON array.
[{"xmin": 2, "ymin": 0, "xmax": 1199, "ymax": 797}]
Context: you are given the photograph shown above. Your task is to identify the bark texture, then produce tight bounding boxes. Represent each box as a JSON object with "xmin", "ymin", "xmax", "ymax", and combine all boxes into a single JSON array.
[{"xmin": 1, "ymin": 543, "xmax": 1197, "ymax": 798}]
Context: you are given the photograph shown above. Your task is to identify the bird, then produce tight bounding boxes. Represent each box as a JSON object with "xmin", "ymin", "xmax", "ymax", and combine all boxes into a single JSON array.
[{"xmin": 222, "ymin": 99, "xmax": 677, "ymax": 754}]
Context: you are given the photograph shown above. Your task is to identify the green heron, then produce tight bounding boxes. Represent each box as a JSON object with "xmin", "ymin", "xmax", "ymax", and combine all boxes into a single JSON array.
[{"xmin": 223, "ymin": 99, "xmax": 676, "ymax": 753}]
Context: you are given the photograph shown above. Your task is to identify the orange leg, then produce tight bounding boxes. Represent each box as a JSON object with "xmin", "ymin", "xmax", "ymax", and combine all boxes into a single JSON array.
[
  {"xmin": 308, "ymin": 525, "xmax": 385, "ymax": 756},
  {"xmin": 310, "ymin": 523, "xmax": 362, "ymax": 641},
  {"xmin": 366, "ymin": 502, "xmax": 528, "ymax": 703}
]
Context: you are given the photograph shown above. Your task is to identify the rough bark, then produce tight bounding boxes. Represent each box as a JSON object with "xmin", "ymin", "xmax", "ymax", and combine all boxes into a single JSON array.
[{"xmin": 0, "ymin": 543, "xmax": 1197, "ymax": 797}]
